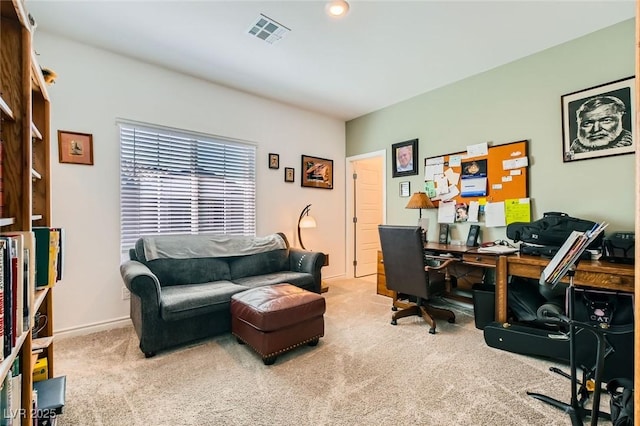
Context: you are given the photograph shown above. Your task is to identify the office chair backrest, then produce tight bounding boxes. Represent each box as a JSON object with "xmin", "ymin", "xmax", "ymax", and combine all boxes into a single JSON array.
[{"xmin": 378, "ymin": 225, "xmax": 431, "ymax": 299}]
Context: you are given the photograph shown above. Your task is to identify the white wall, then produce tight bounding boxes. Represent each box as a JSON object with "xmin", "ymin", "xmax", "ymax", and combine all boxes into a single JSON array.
[
  {"xmin": 34, "ymin": 32, "xmax": 346, "ymax": 334},
  {"xmin": 346, "ymin": 20, "xmax": 635, "ymax": 244}
]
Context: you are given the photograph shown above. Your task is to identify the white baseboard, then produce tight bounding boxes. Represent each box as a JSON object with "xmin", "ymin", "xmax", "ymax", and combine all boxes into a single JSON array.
[
  {"xmin": 55, "ymin": 316, "xmax": 131, "ymax": 340},
  {"xmin": 55, "ymin": 277, "xmax": 350, "ymax": 339}
]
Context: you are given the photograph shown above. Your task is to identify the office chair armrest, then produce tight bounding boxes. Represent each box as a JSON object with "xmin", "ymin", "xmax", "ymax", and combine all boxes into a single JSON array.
[{"xmin": 425, "ymin": 258, "xmax": 458, "ymax": 271}]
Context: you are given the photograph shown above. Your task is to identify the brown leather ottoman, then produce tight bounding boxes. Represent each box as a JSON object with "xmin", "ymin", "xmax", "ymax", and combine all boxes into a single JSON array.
[{"xmin": 230, "ymin": 283, "xmax": 325, "ymax": 365}]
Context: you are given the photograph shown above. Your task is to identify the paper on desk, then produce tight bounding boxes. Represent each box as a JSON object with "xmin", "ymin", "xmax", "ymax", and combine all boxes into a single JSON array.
[
  {"xmin": 425, "ymin": 157, "xmax": 444, "ymax": 181},
  {"xmin": 505, "ymin": 198, "xmax": 531, "ymax": 224},
  {"xmin": 478, "ymin": 245, "xmax": 518, "ymax": 254},
  {"xmin": 467, "ymin": 201, "xmax": 480, "ymax": 222},
  {"xmin": 484, "ymin": 201, "xmax": 506, "ymax": 227},
  {"xmin": 437, "ymin": 200, "xmax": 456, "ymax": 224}
]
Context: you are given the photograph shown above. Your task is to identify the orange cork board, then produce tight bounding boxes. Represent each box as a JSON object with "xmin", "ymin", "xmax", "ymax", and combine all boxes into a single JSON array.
[{"xmin": 424, "ymin": 140, "xmax": 529, "ymax": 205}]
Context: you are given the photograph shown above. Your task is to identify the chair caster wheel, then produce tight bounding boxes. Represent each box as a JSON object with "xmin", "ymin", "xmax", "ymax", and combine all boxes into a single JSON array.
[
  {"xmin": 308, "ymin": 338, "xmax": 320, "ymax": 347},
  {"xmin": 429, "ymin": 328, "xmax": 436, "ymax": 334},
  {"xmin": 448, "ymin": 317, "xmax": 455, "ymax": 324},
  {"xmin": 391, "ymin": 319, "xmax": 397, "ymax": 325},
  {"xmin": 263, "ymin": 356, "xmax": 276, "ymax": 365},
  {"xmin": 391, "ymin": 306, "xmax": 398, "ymax": 311}
]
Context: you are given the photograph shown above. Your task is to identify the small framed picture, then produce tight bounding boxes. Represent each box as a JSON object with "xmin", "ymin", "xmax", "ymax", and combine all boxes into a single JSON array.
[
  {"xmin": 58, "ymin": 130, "xmax": 94, "ymax": 165},
  {"xmin": 269, "ymin": 153, "xmax": 280, "ymax": 169},
  {"xmin": 399, "ymin": 181, "xmax": 410, "ymax": 197},
  {"xmin": 561, "ymin": 76, "xmax": 635, "ymax": 162},
  {"xmin": 391, "ymin": 138, "xmax": 418, "ymax": 178},
  {"xmin": 301, "ymin": 155, "xmax": 333, "ymax": 189},
  {"xmin": 284, "ymin": 167, "xmax": 295, "ymax": 183}
]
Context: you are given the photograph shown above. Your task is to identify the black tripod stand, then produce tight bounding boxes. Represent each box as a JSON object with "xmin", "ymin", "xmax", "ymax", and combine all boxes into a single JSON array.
[{"xmin": 527, "ymin": 267, "xmax": 633, "ymax": 425}]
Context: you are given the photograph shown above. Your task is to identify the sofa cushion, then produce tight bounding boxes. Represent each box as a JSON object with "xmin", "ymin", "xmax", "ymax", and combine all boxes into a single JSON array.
[
  {"xmin": 160, "ymin": 281, "xmax": 247, "ymax": 321},
  {"xmin": 229, "ymin": 249, "xmax": 290, "ymax": 280},
  {"xmin": 149, "ymin": 257, "xmax": 233, "ymax": 287},
  {"xmin": 232, "ymin": 271, "xmax": 315, "ymax": 291}
]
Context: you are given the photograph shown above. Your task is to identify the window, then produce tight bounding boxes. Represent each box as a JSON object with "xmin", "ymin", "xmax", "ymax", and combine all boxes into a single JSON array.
[{"xmin": 119, "ymin": 121, "xmax": 256, "ymax": 254}]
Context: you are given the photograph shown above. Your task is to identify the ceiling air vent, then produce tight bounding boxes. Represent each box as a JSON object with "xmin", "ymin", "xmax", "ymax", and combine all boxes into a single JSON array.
[{"xmin": 247, "ymin": 14, "xmax": 290, "ymax": 44}]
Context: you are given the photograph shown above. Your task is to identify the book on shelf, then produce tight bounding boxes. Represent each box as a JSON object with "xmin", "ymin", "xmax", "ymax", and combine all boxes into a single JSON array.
[
  {"xmin": 7, "ymin": 236, "xmax": 22, "ymax": 352},
  {"xmin": 11, "ymin": 231, "xmax": 35, "ymax": 332},
  {"xmin": 540, "ymin": 222, "xmax": 608, "ymax": 286},
  {"xmin": 0, "ymin": 364, "xmax": 21, "ymax": 426},
  {"xmin": 0, "ymin": 234, "xmax": 27, "ymax": 359},
  {"xmin": 32, "ymin": 336, "xmax": 53, "ymax": 352},
  {"xmin": 33, "ymin": 375, "xmax": 66, "ymax": 415},
  {"xmin": 9, "ymin": 373, "xmax": 20, "ymax": 426},
  {"xmin": 1, "ymin": 236, "xmax": 13, "ymax": 359},
  {"xmin": 51, "ymin": 228, "xmax": 64, "ymax": 282},
  {"xmin": 33, "ymin": 227, "xmax": 63, "ymax": 289},
  {"xmin": 0, "ymin": 239, "xmax": 4, "ymax": 362}
]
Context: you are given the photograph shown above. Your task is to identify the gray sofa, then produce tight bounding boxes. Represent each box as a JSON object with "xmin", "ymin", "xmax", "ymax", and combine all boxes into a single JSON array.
[{"xmin": 119, "ymin": 232, "xmax": 325, "ymax": 357}]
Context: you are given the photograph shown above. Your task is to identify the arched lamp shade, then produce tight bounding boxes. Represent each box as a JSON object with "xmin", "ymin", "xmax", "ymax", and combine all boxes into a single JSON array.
[{"xmin": 298, "ymin": 204, "xmax": 317, "ymax": 249}]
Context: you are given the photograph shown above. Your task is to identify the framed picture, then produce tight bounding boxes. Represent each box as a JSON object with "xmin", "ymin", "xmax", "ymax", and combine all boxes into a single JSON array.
[
  {"xmin": 561, "ymin": 76, "xmax": 635, "ymax": 162},
  {"xmin": 391, "ymin": 138, "xmax": 418, "ymax": 177},
  {"xmin": 58, "ymin": 130, "xmax": 94, "ymax": 165},
  {"xmin": 268, "ymin": 153, "xmax": 280, "ymax": 169},
  {"xmin": 399, "ymin": 181, "xmax": 410, "ymax": 197},
  {"xmin": 301, "ymin": 155, "xmax": 333, "ymax": 189},
  {"xmin": 284, "ymin": 167, "xmax": 295, "ymax": 183}
]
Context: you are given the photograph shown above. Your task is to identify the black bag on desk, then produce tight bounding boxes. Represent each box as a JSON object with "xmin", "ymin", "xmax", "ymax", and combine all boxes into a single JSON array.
[{"xmin": 507, "ymin": 212, "xmax": 603, "ymax": 249}]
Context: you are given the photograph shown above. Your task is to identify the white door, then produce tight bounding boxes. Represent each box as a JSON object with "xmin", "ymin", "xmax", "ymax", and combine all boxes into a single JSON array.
[{"xmin": 353, "ymin": 157, "xmax": 384, "ymax": 277}]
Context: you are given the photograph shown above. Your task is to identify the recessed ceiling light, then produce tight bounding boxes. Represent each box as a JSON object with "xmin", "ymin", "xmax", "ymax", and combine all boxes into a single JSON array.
[{"xmin": 326, "ymin": 0, "xmax": 350, "ymax": 18}]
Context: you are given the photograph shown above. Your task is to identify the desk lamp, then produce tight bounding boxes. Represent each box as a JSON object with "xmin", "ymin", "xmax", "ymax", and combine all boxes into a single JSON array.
[
  {"xmin": 297, "ymin": 204, "xmax": 317, "ymax": 249},
  {"xmin": 405, "ymin": 192, "xmax": 435, "ymax": 241}
]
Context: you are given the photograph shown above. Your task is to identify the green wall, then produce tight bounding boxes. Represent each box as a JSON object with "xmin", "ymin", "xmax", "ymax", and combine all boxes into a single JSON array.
[{"xmin": 346, "ymin": 19, "xmax": 635, "ymax": 243}]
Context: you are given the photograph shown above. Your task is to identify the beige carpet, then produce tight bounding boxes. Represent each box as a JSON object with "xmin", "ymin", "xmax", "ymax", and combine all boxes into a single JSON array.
[{"xmin": 54, "ymin": 277, "xmax": 603, "ymax": 425}]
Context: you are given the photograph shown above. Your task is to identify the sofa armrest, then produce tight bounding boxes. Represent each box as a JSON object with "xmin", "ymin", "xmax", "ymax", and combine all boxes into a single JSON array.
[
  {"xmin": 289, "ymin": 249, "xmax": 325, "ymax": 293},
  {"xmin": 120, "ymin": 260, "xmax": 162, "ymax": 307}
]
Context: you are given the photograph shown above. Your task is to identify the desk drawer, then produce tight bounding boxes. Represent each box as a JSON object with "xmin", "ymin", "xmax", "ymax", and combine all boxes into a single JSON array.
[
  {"xmin": 463, "ymin": 253, "xmax": 497, "ymax": 268},
  {"xmin": 377, "ymin": 251, "xmax": 394, "ymax": 298}
]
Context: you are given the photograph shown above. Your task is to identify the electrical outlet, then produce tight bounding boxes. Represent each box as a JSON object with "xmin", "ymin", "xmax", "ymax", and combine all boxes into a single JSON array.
[{"xmin": 121, "ymin": 287, "xmax": 131, "ymax": 300}]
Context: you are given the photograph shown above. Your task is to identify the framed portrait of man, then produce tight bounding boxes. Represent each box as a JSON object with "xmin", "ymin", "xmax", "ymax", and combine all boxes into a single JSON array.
[
  {"xmin": 391, "ymin": 138, "xmax": 418, "ymax": 177},
  {"xmin": 561, "ymin": 76, "xmax": 635, "ymax": 162}
]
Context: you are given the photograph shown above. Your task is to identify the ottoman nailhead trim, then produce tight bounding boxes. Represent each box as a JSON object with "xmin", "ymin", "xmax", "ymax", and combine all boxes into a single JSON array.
[{"xmin": 232, "ymin": 332, "xmax": 323, "ymax": 359}]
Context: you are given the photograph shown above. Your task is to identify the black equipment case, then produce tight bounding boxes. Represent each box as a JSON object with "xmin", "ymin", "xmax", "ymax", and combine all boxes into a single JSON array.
[
  {"xmin": 507, "ymin": 212, "xmax": 604, "ymax": 258},
  {"xmin": 484, "ymin": 290, "xmax": 634, "ymax": 382}
]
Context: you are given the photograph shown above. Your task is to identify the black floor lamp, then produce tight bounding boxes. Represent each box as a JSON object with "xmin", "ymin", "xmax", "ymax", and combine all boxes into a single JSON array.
[{"xmin": 297, "ymin": 204, "xmax": 317, "ymax": 249}]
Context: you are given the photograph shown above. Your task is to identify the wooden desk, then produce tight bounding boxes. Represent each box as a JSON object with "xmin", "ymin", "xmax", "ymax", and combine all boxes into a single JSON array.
[
  {"xmin": 500, "ymin": 254, "xmax": 634, "ymax": 323},
  {"xmin": 377, "ymin": 243, "xmax": 500, "ymax": 305},
  {"xmin": 377, "ymin": 244, "xmax": 634, "ymax": 325}
]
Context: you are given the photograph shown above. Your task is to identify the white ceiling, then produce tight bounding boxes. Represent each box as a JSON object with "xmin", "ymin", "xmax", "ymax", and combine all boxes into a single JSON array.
[{"xmin": 27, "ymin": 1, "xmax": 636, "ymax": 121}]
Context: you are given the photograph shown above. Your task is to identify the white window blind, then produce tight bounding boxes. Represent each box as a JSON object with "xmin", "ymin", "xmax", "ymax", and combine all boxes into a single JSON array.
[{"xmin": 119, "ymin": 121, "xmax": 256, "ymax": 254}]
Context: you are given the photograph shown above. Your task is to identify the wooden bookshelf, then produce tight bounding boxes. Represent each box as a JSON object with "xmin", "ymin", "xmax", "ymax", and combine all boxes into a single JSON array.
[{"xmin": 1, "ymin": 0, "xmax": 55, "ymax": 424}]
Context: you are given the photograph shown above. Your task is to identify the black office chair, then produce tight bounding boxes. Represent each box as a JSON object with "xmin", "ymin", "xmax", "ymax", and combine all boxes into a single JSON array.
[{"xmin": 378, "ymin": 225, "xmax": 456, "ymax": 334}]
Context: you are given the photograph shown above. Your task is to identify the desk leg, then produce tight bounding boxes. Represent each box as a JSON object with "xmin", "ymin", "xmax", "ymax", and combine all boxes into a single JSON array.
[{"xmin": 495, "ymin": 256, "xmax": 508, "ymax": 323}]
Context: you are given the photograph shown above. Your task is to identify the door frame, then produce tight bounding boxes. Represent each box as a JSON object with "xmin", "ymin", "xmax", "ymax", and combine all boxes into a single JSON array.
[{"xmin": 345, "ymin": 150, "xmax": 387, "ymax": 278}]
